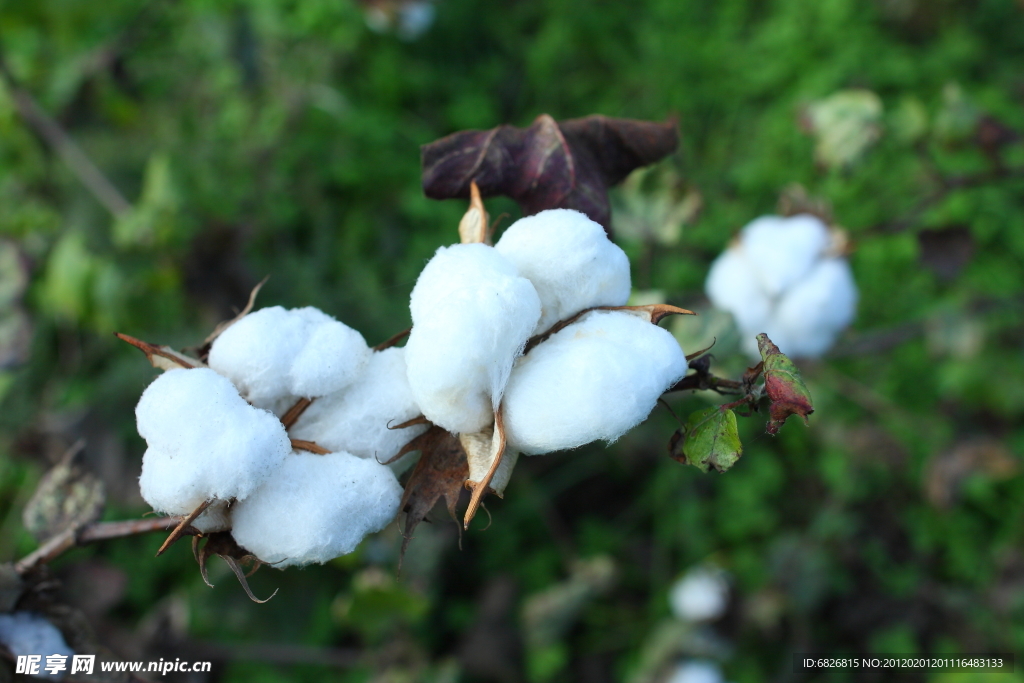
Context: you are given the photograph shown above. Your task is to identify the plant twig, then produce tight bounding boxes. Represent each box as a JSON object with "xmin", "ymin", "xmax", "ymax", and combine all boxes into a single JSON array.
[
  {"xmin": 15, "ymin": 517, "xmax": 182, "ymax": 575},
  {"xmin": 0, "ymin": 50, "xmax": 132, "ymax": 217}
]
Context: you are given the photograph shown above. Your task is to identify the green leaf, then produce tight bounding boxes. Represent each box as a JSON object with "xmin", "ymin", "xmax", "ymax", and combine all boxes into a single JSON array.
[
  {"xmin": 670, "ymin": 406, "xmax": 742, "ymax": 473},
  {"xmin": 757, "ymin": 333, "xmax": 814, "ymax": 435}
]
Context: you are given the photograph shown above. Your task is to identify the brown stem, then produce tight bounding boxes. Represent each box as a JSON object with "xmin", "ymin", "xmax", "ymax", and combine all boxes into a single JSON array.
[
  {"xmin": 281, "ymin": 397, "xmax": 313, "ymax": 429},
  {"xmin": 373, "ymin": 327, "xmax": 411, "ymax": 351},
  {"xmin": 291, "ymin": 439, "xmax": 330, "ymax": 454},
  {"xmin": 15, "ymin": 517, "xmax": 181, "ymax": 575},
  {"xmin": 664, "ymin": 372, "xmax": 743, "ymax": 395}
]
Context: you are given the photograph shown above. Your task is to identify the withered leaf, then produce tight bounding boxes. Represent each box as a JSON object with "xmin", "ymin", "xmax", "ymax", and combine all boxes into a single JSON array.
[
  {"xmin": 669, "ymin": 406, "xmax": 742, "ymax": 473},
  {"xmin": 757, "ymin": 333, "xmax": 814, "ymax": 435},
  {"xmin": 422, "ymin": 114, "xmax": 678, "ymax": 233},
  {"xmin": 22, "ymin": 441, "xmax": 105, "ymax": 542},
  {"xmin": 387, "ymin": 425, "xmax": 469, "ymax": 563}
]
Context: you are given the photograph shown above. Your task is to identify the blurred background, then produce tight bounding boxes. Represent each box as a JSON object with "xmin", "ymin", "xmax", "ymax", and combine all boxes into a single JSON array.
[{"xmin": 1, "ymin": 0, "xmax": 1023, "ymax": 681}]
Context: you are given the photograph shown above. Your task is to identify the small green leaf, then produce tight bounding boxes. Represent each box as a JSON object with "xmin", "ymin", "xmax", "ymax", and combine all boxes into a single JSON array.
[
  {"xmin": 670, "ymin": 406, "xmax": 742, "ymax": 473},
  {"xmin": 757, "ymin": 333, "xmax": 814, "ymax": 435}
]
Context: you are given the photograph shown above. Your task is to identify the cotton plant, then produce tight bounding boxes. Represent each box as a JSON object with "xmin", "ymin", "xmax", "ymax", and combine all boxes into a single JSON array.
[
  {"xmin": 403, "ymin": 185, "xmax": 692, "ymax": 526},
  {"xmin": 705, "ymin": 213, "xmax": 857, "ymax": 359},
  {"xmin": 123, "ymin": 301, "xmax": 422, "ymax": 594},
  {"xmin": 107, "ymin": 164, "xmax": 821, "ymax": 599}
]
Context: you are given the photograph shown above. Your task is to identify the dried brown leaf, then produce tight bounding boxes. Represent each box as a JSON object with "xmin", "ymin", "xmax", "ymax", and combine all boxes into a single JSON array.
[
  {"xmin": 422, "ymin": 114, "xmax": 679, "ymax": 232},
  {"xmin": 391, "ymin": 426, "xmax": 469, "ymax": 564}
]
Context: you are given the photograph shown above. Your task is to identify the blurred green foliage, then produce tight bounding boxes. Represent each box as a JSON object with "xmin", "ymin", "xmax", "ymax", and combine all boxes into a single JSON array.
[{"xmin": 1, "ymin": 0, "xmax": 1023, "ymax": 681}]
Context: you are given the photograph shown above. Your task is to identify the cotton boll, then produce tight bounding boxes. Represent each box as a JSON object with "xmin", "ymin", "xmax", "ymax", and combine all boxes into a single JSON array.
[
  {"xmin": 136, "ymin": 368, "xmax": 291, "ymax": 516},
  {"xmin": 231, "ymin": 451, "xmax": 403, "ymax": 567},
  {"xmin": 704, "ymin": 246, "xmax": 772, "ymax": 334},
  {"xmin": 503, "ymin": 310, "xmax": 688, "ymax": 455},
  {"xmin": 772, "ymin": 257, "xmax": 857, "ymax": 358},
  {"xmin": 208, "ymin": 306, "xmax": 370, "ymax": 407},
  {"xmin": 495, "ymin": 209, "xmax": 632, "ymax": 332},
  {"xmin": 739, "ymin": 214, "xmax": 830, "ymax": 297},
  {"xmin": 669, "ymin": 566, "xmax": 729, "ymax": 622},
  {"xmin": 290, "ymin": 347, "xmax": 427, "ymax": 471},
  {"xmin": 406, "ymin": 243, "xmax": 541, "ymax": 434},
  {"xmin": 665, "ymin": 660, "xmax": 726, "ymax": 683},
  {"xmin": 0, "ymin": 612, "xmax": 74, "ymax": 679}
]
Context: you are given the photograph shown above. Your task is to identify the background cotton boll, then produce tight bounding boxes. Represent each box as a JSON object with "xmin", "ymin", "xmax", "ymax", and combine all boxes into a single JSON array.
[
  {"xmin": 136, "ymin": 368, "xmax": 291, "ymax": 516},
  {"xmin": 502, "ymin": 310, "xmax": 688, "ymax": 455},
  {"xmin": 704, "ymin": 246, "xmax": 772, "ymax": 333},
  {"xmin": 669, "ymin": 565, "xmax": 730, "ymax": 622},
  {"xmin": 231, "ymin": 451, "xmax": 403, "ymax": 567},
  {"xmin": 406, "ymin": 243, "xmax": 541, "ymax": 434},
  {"xmin": 739, "ymin": 214, "xmax": 830, "ymax": 297},
  {"xmin": 772, "ymin": 257, "xmax": 858, "ymax": 358},
  {"xmin": 0, "ymin": 612, "xmax": 75, "ymax": 678},
  {"xmin": 290, "ymin": 347, "xmax": 427, "ymax": 472},
  {"xmin": 665, "ymin": 660, "xmax": 726, "ymax": 683},
  {"xmin": 208, "ymin": 306, "xmax": 370, "ymax": 407},
  {"xmin": 495, "ymin": 209, "xmax": 632, "ymax": 332}
]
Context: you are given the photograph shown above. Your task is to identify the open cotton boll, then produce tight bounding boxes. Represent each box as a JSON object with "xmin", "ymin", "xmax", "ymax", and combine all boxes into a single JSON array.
[
  {"xmin": 290, "ymin": 347, "xmax": 427, "ymax": 472},
  {"xmin": 136, "ymin": 368, "xmax": 291, "ymax": 516},
  {"xmin": 231, "ymin": 451, "xmax": 403, "ymax": 567},
  {"xmin": 503, "ymin": 310, "xmax": 688, "ymax": 455},
  {"xmin": 739, "ymin": 214, "xmax": 830, "ymax": 297},
  {"xmin": 669, "ymin": 566, "xmax": 729, "ymax": 622},
  {"xmin": 0, "ymin": 612, "xmax": 74, "ymax": 679},
  {"xmin": 495, "ymin": 209, "xmax": 632, "ymax": 332},
  {"xmin": 665, "ymin": 660, "xmax": 726, "ymax": 683},
  {"xmin": 208, "ymin": 306, "xmax": 370, "ymax": 408},
  {"xmin": 705, "ymin": 246, "xmax": 772, "ymax": 334},
  {"xmin": 771, "ymin": 257, "xmax": 857, "ymax": 358},
  {"xmin": 406, "ymin": 243, "xmax": 541, "ymax": 434}
]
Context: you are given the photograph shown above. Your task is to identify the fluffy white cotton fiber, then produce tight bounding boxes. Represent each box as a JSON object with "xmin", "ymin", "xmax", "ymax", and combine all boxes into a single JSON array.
[
  {"xmin": 0, "ymin": 612, "xmax": 74, "ymax": 678},
  {"xmin": 208, "ymin": 306, "xmax": 370, "ymax": 409},
  {"xmin": 405, "ymin": 243, "xmax": 541, "ymax": 434},
  {"xmin": 495, "ymin": 209, "xmax": 631, "ymax": 332},
  {"xmin": 136, "ymin": 368, "xmax": 291, "ymax": 516},
  {"xmin": 705, "ymin": 214, "xmax": 857, "ymax": 358},
  {"xmin": 669, "ymin": 565, "xmax": 729, "ymax": 622},
  {"xmin": 502, "ymin": 310, "xmax": 688, "ymax": 454},
  {"xmin": 289, "ymin": 347, "xmax": 427, "ymax": 468},
  {"xmin": 231, "ymin": 451, "xmax": 403, "ymax": 567}
]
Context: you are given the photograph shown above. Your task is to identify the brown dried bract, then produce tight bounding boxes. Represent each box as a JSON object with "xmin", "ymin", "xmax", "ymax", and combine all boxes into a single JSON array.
[
  {"xmin": 386, "ymin": 425, "xmax": 469, "ymax": 565},
  {"xmin": 194, "ymin": 532, "xmax": 277, "ymax": 603},
  {"xmin": 422, "ymin": 114, "xmax": 679, "ymax": 233},
  {"xmin": 114, "ymin": 332, "xmax": 205, "ymax": 370}
]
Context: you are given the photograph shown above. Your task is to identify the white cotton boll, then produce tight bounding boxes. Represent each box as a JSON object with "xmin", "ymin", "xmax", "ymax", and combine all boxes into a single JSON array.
[
  {"xmin": 772, "ymin": 257, "xmax": 858, "ymax": 358},
  {"xmin": 136, "ymin": 368, "xmax": 290, "ymax": 515},
  {"xmin": 665, "ymin": 660, "xmax": 726, "ymax": 683},
  {"xmin": 739, "ymin": 214, "xmax": 830, "ymax": 297},
  {"xmin": 0, "ymin": 612, "xmax": 74, "ymax": 679},
  {"xmin": 704, "ymin": 246, "xmax": 772, "ymax": 334},
  {"xmin": 290, "ymin": 347, "xmax": 427, "ymax": 471},
  {"xmin": 208, "ymin": 306, "xmax": 370, "ymax": 407},
  {"xmin": 406, "ymin": 243, "xmax": 541, "ymax": 434},
  {"xmin": 495, "ymin": 209, "xmax": 632, "ymax": 332},
  {"xmin": 231, "ymin": 451, "xmax": 403, "ymax": 567},
  {"xmin": 502, "ymin": 310, "xmax": 688, "ymax": 455},
  {"xmin": 669, "ymin": 566, "xmax": 729, "ymax": 622}
]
